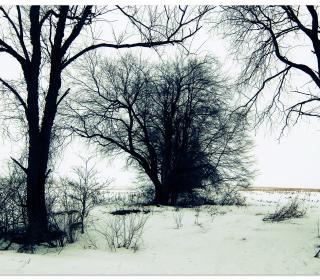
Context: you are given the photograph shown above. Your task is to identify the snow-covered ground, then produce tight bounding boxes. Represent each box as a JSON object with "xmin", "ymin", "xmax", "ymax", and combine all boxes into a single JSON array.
[{"xmin": 1, "ymin": 190, "xmax": 320, "ymax": 275}]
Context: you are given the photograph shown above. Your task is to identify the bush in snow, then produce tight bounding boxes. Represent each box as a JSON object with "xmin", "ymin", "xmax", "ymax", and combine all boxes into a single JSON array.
[
  {"xmin": 194, "ymin": 207, "xmax": 201, "ymax": 226},
  {"xmin": 263, "ymin": 198, "xmax": 306, "ymax": 222},
  {"xmin": 136, "ymin": 184, "xmax": 155, "ymax": 205},
  {"xmin": 175, "ymin": 186, "xmax": 246, "ymax": 207},
  {"xmin": 98, "ymin": 212, "xmax": 149, "ymax": 252},
  {"xmin": 172, "ymin": 207, "xmax": 184, "ymax": 229},
  {"xmin": 174, "ymin": 191, "xmax": 209, "ymax": 207},
  {"xmin": 315, "ymin": 219, "xmax": 320, "ymax": 258},
  {"xmin": 50, "ymin": 156, "xmax": 109, "ymax": 244},
  {"xmin": 0, "ymin": 160, "xmax": 70, "ymax": 250},
  {"xmin": 213, "ymin": 186, "xmax": 246, "ymax": 206},
  {"xmin": 0, "ymin": 161, "xmax": 28, "ymax": 250}
]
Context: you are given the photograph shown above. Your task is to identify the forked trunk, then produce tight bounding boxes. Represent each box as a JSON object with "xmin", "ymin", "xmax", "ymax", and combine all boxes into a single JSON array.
[{"xmin": 25, "ymin": 89, "xmax": 58, "ymax": 243}]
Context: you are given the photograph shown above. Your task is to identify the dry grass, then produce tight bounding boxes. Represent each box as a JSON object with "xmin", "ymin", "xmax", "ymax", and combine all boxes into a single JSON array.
[{"xmin": 263, "ymin": 198, "xmax": 306, "ymax": 222}]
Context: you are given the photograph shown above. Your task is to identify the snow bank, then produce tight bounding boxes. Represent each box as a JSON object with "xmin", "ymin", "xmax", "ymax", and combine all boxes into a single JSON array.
[{"xmin": 1, "ymin": 190, "xmax": 320, "ymax": 275}]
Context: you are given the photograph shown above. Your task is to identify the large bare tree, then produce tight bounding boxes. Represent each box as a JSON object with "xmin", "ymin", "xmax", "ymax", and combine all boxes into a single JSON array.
[
  {"xmin": 220, "ymin": 5, "xmax": 320, "ymax": 130},
  {"xmin": 0, "ymin": 5, "xmax": 211, "ymax": 244},
  {"xmin": 68, "ymin": 54, "xmax": 252, "ymax": 205}
]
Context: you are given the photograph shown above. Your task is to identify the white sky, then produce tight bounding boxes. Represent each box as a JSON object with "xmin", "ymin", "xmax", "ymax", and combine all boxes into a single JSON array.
[{"xmin": 0, "ymin": 6, "xmax": 320, "ymax": 190}]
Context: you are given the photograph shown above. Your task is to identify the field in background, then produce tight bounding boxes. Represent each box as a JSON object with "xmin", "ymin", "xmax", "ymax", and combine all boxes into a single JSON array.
[{"xmin": 246, "ymin": 186, "xmax": 320, "ymax": 192}]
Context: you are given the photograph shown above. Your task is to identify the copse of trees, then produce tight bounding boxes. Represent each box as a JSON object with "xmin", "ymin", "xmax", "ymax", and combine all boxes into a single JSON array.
[
  {"xmin": 68, "ymin": 54, "xmax": 253, "ymax": 205},
  {"xmin": 0, "ymin": 5, "xmax": 212, "ymax": 244}
]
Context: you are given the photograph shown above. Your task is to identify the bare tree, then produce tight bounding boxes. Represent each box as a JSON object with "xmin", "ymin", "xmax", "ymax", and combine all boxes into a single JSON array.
[
  {"xmin": 68, "ymin": 54, "xmax": 253, "ymax": 205},
  {"xmin": 60, "ymin": 156, "xmax": 108, "ymax": 234},
  {"xmin": 219, "ymin": 5, "xmax": 320, "ymax": 131},
  {"xmin": 0, "ymin": 5, "xmax": 212, "ymax": 243}
]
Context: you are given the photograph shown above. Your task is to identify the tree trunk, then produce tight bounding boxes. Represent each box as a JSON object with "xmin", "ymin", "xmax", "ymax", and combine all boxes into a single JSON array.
[
  {"xmin": 153, "ymin": 181, "xmax": 170, "ymax": 205},
  {"xmin": 26, "ymin": 139, "xmax": 49, "ymax": 244},
  {"xmin": 25, "ymin": 71, "xmax": 61, "ymax": 244},
  {"xmin": 81, "ymin": 200, "xmax": 86, "ymax": 234},
  {"xmin": 170, "ymin": 188, "xmax": 178, "ymax": 206}
]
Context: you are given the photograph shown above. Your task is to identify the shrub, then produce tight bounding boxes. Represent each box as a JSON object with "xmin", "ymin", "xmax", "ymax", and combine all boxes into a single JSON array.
[
  {"xmin": 174, "ymin": 186, "xmax": 246, "ymax": 207},
  {"xmin": 0, "ymin": 161, "xmax": 74, "ymax": 250},
  {"xmin": 263, "ymin": 198, "xmax": 306, "ymax": 222},
  {"xmin": 194, "ymin": 207, "xmax": 201, "ymax": 226},
  {"xmin": 172, "ymin": 207, "xmax": 184, "ymax": 229},
  {"xmin": 49, "ymin": 156, "xmax": 109, "ymax": 244},
  {"xmin": 49, "ymin": 209, "xmax": 81, "ymax": 244},
  {"xmin": 213, "ymin": 186, "xmax": 246, "ymax": 206},
  {"xmin": 0, "ymin": 162, "xmax": 28, "ymax": 249},
  {"xmin": 175, "ymin": 191, "xmax": 208, "ymax": 207},
  {"xmin": 98, "ymin": 212, "xmax": 149, "ymax": 252},
  {"xmin": 134, "ymin": 185, "xmax": 155, "ymax": 205}
]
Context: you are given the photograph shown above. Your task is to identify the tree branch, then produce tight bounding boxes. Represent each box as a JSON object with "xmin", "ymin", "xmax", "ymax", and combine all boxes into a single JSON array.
[
  {"xmin": 0, "ymin": 77, "xmax": 27, "ymax": 112},
  {"xmin": 63, "ymin": 37, "xmax": 193, "ymax": 69},
  {"xmin": 57, "ymin": 88, "xmax": 71, "ymax": 106},
  {"xmin": 61, "ymin": 6, "xmax": 93, "ymax": 54},
  {"xmin": 10, "ymin": 157, "xmax": 27, "ymax": 174}
]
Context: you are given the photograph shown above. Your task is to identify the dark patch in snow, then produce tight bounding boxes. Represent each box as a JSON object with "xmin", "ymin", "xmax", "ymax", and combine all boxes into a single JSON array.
[{"xmin": 110, "ymin": 209, "xmax": 151, "ymax": 215}]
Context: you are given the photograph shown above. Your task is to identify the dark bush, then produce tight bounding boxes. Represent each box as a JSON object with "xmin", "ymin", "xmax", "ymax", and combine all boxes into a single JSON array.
[{"xmin": 0, "ymin": 162, "xmax": 28, "ymax": 249}]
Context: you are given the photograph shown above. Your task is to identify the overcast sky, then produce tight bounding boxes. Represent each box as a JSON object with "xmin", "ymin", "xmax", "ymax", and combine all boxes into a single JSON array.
[{"xmin": 0, "ymin": 6, "xmax": 320, "ymax": 190}]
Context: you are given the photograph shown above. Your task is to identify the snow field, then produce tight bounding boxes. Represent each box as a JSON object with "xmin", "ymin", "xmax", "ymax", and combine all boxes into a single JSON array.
[{"xmin": 1, "ymin": 190, "xmax": 320, "ymax": 274}]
